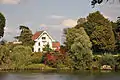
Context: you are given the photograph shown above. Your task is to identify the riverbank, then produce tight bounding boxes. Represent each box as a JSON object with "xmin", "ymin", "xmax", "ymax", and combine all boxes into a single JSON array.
[{"xmin": 0, "ymin": 64, "xmax": 72, "ymax": 72}]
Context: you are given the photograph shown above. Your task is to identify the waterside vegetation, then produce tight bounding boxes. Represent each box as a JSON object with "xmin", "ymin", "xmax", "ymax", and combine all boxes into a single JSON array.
[{"xmin": 0, "ymin": 11, "xmax": 120, "ymax": 71}]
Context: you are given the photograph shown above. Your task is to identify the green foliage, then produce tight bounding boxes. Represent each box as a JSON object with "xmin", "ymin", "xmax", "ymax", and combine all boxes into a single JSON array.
[
  {"xmin": 100, "ymin": 53, "xmax": 116, "ymax": 68},
  {"xmin": 0, "ymin": 45, "xmax": 11, "ymax": 65},
  {"xmin": 43, "ymin": 44, "xmax": 53, "ymax": 53},
  {"xmin": 0, "ymin": 12, "xmax": 6, "ymax": 38},
  {"xmin": 15, "ymin": 25, "xmax": 34, "ymax": 48},
  {"xmin": 0, "ymin": 43, "xmax": 23, "ymax": 68},
  {"xmin": 64, "ymin": 28, "xmax": 75, "ymax": 51},
  {"xmin": 65, "ymin": 27, "xmax": 93, "ymax": 70},
  {"xmin": 114, "ymin": 55, "xmax": 120, "ymax": 69},
  {"xmin": 11, "ymin": 45, "xmax": 32, "ymax": 68},
  {"xmin": 31, "ymin": 52, "xmax": 43, "ymax": 64},
  {"xmin": 25, "ymin": 64, "xmax": 54, "ymax": 70},
  {"xmin": 77, "ymin": 18, "xmax": 86, "ymax": 25},
  {"xmin": 92, "ymin": 55, "xmax": 101, "ymax": 69},
  {"xmin": 0, "ymin": 39, "xmax": 7, "ymax": 45},
  {"xmin": 55, "ymin": 52, "xmax": 73, "ymax": 69},
  {"xmin": 111, "ymin": 18, "xmax": 120, "ymax": 52},
  {"xmin": 82, "ymin": 11, "xmax": 115, "ymax": 52}
]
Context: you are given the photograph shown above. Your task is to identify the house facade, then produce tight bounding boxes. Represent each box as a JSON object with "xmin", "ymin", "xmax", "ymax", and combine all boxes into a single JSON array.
[{"xmin": 32, "ymin": 31, "xmax": 60, "ymax": 52}]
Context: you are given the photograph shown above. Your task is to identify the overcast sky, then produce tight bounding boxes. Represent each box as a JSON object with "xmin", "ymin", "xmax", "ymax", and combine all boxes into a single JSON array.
[{"xmin": 0, "ymin": 0, "xmax": 120, "ymax": 43}]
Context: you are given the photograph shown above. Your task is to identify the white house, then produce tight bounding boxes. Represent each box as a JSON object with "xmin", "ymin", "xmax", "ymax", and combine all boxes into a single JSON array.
[{"xmin": 32, "ymin": 31, "xmax": 60, "ymax": 52}]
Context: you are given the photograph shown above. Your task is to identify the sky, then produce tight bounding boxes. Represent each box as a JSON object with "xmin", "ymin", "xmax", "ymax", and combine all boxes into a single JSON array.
[{"xmin": 0, "ymin": 0, "xmax": 120, "ymax": 44}]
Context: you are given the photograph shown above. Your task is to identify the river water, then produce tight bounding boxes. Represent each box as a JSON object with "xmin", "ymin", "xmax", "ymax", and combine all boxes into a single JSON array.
[{"xmin": 0, "ymin": 71, "xmax": 120, "ymax": 80}]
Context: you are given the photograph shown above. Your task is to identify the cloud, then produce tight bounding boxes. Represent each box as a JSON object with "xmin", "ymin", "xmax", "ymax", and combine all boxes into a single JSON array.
[
  {"xmin": 40, "ymin": 24, "xmax": 47, "ymax": 27},
  {"xmin": 4, "ymin": 27, "xmax": 13, "ymax": 34},
  {"xmin": 49, "ymin": 15, "xmax": 65, "ymax": 19},
  {"xmin": 0, "ymin": 0, "xmax": 20, "ymax": 4},
  {"xmin": 4, "ymin": 27, "xmax": 20, "ymax": 35},
  {"xmin": 38, "ymin": 24, "xmax": 48, "ymax": 30},
  {"xmin": 62, "ymin": 19, "xmax": 77, "ymax": 27},
  {"xmin": 3, "ymin": 27, "xmax": 20, "ymax": 41}
]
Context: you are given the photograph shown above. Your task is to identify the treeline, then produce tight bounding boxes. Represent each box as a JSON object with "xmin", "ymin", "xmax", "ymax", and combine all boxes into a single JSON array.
[
  {"xmin": 64, "ymin": 11, "xmax": 120, "ymax": 54},
  {"xmin": 62, "ymin": 11, "xmax": 120, "ymax": 70},
  {"xmin": 0, "ymin": 11, "xmax": 120, "ymax": 71}
]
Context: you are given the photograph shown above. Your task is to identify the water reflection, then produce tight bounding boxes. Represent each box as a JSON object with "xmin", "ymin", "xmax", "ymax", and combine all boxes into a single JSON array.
[{"xmin": 0, "ymin": 71, "xmax": 119, "ymax": 80}]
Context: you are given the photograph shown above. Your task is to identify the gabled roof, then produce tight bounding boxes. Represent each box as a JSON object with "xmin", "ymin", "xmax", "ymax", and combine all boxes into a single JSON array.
[
  {"xmin": 32, "ymin": 31, "xmax": 44, "ymax": 40},
  {"xmin": 32, "ymin": 30, "xmax": 55, "ymax": 41}
]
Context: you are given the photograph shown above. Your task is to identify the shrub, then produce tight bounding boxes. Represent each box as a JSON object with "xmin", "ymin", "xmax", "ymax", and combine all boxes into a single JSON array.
[
  {"xmin": 100, "ymin": 53, "xmax": 116, "ymax": 68},
  {"xmin": 114, "ymin": 55, "xmax": 120, "ymax": 69},
  {"xmin": 11, "ymin": 45, "xmax": 32, "ymax": 68},
  {"xmin": 92, "ymin": 55, "xmax": 101, "ymax": 69},
  {"xmin": 0, "ymin": 45, "xmax": 11, "ymax": 65},
  {"xmin": 31, "ymin": 52, "xmax": 43, "ymax": 64},
  {"xmin": 44, "ymin": 51, "xmax": 73, "ymax": 69},
  {"xmin": 44, "ymin": 52, "xmax": 57, "ymax": 68},
  {"xmin": 25, "ymin": 64, "xmax": 54, "ymax": 70}
]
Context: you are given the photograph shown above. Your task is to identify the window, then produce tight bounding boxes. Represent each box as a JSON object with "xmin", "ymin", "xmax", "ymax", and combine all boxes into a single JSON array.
[
  {"xmin": 42, "ymin": 41, "xmax": 46, "ymax": 43},
  {"xmin": 38, "ymin": 42, "xmax": 40, "ymax": 46},
  {"xmin": 38, "ymin": 48, "xmax": 41, "ymax": 52},
  {"xmin": 42, "ymin": 37, "xmax": 46, "ymax": 39}
]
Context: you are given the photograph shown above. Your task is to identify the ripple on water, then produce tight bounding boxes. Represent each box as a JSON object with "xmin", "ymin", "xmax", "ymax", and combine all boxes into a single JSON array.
[{"xmin": 0, "ymin": 71, "xmax": 120, "ymax": 80}]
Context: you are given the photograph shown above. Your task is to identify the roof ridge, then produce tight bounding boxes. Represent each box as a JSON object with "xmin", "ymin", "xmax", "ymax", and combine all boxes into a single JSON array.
[{"xmin": 32, "ymin": 31, "xmax": 44, "ymax": 40}]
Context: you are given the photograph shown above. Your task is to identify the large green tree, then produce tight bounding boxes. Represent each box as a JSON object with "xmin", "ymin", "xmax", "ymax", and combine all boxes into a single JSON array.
[
  {"xmin": 15, "ymin": 25, "xmax": 34, "ymax": 47},
  {"xmin": 111, "ymin": 18, "xmax": 120, "ymax": 52},
  {"xmin": 0, "ymin": 12, "xmax": 6, "ymax": 38},
  {"xmin": 76, "ymin": 11, "xmax": 115, "ymax": 53},
  {"xmin": 65, "ymin": 27, "xmax": 93, "ymax": 70}
]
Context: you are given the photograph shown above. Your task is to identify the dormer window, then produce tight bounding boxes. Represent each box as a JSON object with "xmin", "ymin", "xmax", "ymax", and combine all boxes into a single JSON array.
[{"xmin": 42, "ymin": 37, "xmax": 46, "ymax": 40}]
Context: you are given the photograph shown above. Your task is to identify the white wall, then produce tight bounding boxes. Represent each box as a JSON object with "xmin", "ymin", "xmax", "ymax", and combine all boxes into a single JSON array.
[{"xmin": 33, "ymin": 31, "xmax": 54, "ymax": 52}]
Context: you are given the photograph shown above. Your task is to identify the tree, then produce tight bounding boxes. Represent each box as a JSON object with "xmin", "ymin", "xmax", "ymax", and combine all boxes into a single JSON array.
[
  {"xmin": 111, "ymin": 18, "xmax": 120, "ymax": 52},
  {"xmin": 15, "ymin": 25, "xmax": 34, "ymax": 47},
  {"xmin": 115, "ymin": 18, "xmax": 120, "ymax": 52},
  {"xmin": 65, "ymin": 27, "xmax": 93, "ymax": 70},
  {"xmin": 64, "ymin": 28, "xmax": 77, "ymax": 51},
  {"xmin": 80, "ymin": 11, "xmax": 115, "ymax": 53},
  {"xmin": 11, "ymin": 45, "xmax": 32, "ymax": 68},
  {"xmin": 0, "ymin": 45, "xmax": 10, "ymax": 65},
  {"xmin": 0, "ymin": 39, "xmax": 7, "ymax": 45},
  {"xmin": 0, "ymin": 12, "xmax": 6, "ymax": 38},
  {"xmin": 77, "ymin": 18, "xmax": 87, "ymax": 25}
]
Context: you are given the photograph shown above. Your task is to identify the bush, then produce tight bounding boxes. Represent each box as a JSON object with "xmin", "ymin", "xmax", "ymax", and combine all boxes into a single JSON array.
[
  {"xmin": 44, "ymin": 51, "xmax": 73, "ymax": 69},
  {"xmin": 25, "ymin": 64, "xmax": 55, "ymax": 70},
  {"xmin": 0, "ymin": 45, "xmax": 11, "ymax": 65},
  {"xmin": 44, "ymin": 52, "xmax": 57, "ymax": 68},
  {"xmin": 31, "ymin": 52, "xmax": 43, "ymax": 64},
  {"xmin": 11, "ymin": 45, "xmax": 32, "ymax": 68},
  {"xmin": 100, "ymin": 53, "xmax": 116, "ymax": 68},
  {"xmin": 92, "ymin": 55, "xmax": 101, "ymax": 69},
  {"xmin": 114, "ymin": 55, "xmax": 120, "ymax": 69}
]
